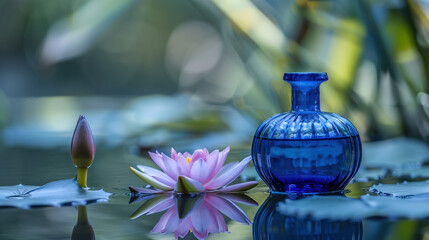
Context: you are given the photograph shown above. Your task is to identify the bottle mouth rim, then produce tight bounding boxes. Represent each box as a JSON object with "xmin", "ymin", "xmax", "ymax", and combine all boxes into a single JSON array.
[{"xmin": 283, "ymin": 72, "xmax": 328, "ymax": 81}]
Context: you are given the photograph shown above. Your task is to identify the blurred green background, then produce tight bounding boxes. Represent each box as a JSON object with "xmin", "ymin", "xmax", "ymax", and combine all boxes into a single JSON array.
[
  {"xmin": 1, "ymin": 0, "xmax": 429, "ymax": 151},
  {"xmin": 1, "ymin": 1, "xmax": 429, "ymax": 239}
]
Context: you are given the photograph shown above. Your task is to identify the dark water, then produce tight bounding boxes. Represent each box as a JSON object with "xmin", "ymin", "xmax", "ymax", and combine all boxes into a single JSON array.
[
  {"xmin": 252, "ymin": 136, "xmax": 361, "ymax": 193},
  {"xmin": 0, "ymin": 146, "xmax": 265, "ymax": 240},
  {"xmin": 0, "ymin": 145, "xmax": 427, "ymax": 240}
]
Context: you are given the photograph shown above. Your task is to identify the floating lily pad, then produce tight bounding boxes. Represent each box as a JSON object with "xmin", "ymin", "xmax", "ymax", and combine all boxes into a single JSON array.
[
  {"xmin": 362, "ymin": 137, "xmax": 429, "ymax": 169},
  {"xmin": 369, "ymin": 181, "xmax": 429, "ymax": 197},
  {"xmin": 0, "ymin": 179, "xmax": 111, "ymax": 209},
  {"xmin": 278, "ymin": 194, "xmax": 429, "ymax": 220},
  {"xmin": 352, "ymin": 168, "xmax": 387, "ymax": 182},
  {"xmin": 362, "ymin": 195, "xmax": 429, "ymax": 218},
  {"xmin": 392, "ymin": 167, "xmax": 429, "ymax": 179}
]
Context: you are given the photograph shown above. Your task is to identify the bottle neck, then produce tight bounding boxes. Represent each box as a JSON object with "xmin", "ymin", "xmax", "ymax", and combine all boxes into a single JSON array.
[{"xmin": 291, "ymin": 83, "xmax": 321, "ymax": 112}]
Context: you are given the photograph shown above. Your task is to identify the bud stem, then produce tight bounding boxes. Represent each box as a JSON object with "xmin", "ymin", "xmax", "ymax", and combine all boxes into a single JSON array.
[
  {"xmin": 77, "ymin": 206, "xmax": 88, "ymax": 224},
  {"xmin": 77, "ymin": 167, "xmax": 88, "ymax": 188}
]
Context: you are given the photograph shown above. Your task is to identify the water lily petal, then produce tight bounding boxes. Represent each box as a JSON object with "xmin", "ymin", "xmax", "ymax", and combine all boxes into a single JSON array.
[
  {"xmin": 152, "ymin": 176, "xmax": 176, "ymax": 189},
  {"xmin": 203, "ymin": 148, "xmax": 209, "ymax": 155},
  {"xmin": 137, "ymin": 165, "xmax": 176, "ymax": 186},
  {"xmin": 206, "ymin": 194, "xmax": 251, "ymax": 224},
  {"xmin": 192, "ymin": 229, "xmax": 209, "ymax": 240},
  {"xmin": 213, "ymin": 146, "xmax": 230, "ymax": 176},
  {"xmin": 206, "ymin": 150, "xmax": 219, "ymax": 180},
  {"xmin": 175, "ymin": 176, "xmax": 205, "ymax": 193},
  {"xmin": 175, "ymin": 217, "xmax": 192, "ymax": 239},
  {"xmin": 216, "ymin": 181, "xmax": 258, "ymax": 193},
  {"xmin": 191, "ymin": 149, "xmax": 207, "ymax": 165},
  {"xmin": 162, "ymin": 153, "xmax": 180, "ymax": 180},
  {"xmin": 179, "ymin": 152, "xmax": 192, "ymax": 159},
  {"xmin": 149, "ymin": 151, "xmax": 166, "ymax": 172},
  {"xmin": 205, "ymin": 203, "xmax": 228, "ymax": 233},
  {"xmin": 217, "ymin": 193, "xmax": 259, "ymax": 206},
  {"xmin": 171, "ymin": 147, "xmax": 178, "ymax": 160},
  {"xmin": 205, "ymin": 156, "xmax": 251, "ymax": 190},
  {"xmin": 163, "ymin": 209, "xmax": 181, "ymax": 234},
  {"xmin": 190, "ymin": 159, "xmax": 210, "ymax": 184},
  {"xmin": 129, "ymin": 187, "xmax": 164, "ymax": 194},
  {"xmin": 129, "ymin": 167, "xmax": 173, "ymax": 191},
  {"xmin": 216, "ymin": 211, "xmax": 229, "ymax": 233},
  {"xmin": 177, "ymin": 155, "xmax": 191, "ymax": 176},
  {"xmin": 151, "ymin": 207, "xmax": 179, "ymax": 234},
  {"xmin": 130, "ymin": 195, "xmax": 174, "ymax": 219},
  {"xmin": 191, "ymin": 205, "xmax": 210, "ymax": 233},
  {"xmin": 216, "ymin": 162, "xmax": 238, "ymax": 177},
  {"xmin": 146, "ymin": 197, "xmax": 176, "ymax": 215}
]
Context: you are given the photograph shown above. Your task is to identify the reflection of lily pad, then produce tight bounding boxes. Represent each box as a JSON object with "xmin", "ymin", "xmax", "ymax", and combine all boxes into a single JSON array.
[
  {"xmin": 278, "ymin": 195, "xmax": 371, "ymax": 220},
  {"xmin": 0, "ymin": 179, "xmax": 111, "ymax": 209},
  {"xmin": 369, "ymin": 181, "xmax": 429, "ymax": 197},
  {"xmin": 362, "ymin": 137, "xmax": 429, "ymax": 169},
  {"xmin": 278, "ymin": 194, "xmax": 429, "ymax": 220}
]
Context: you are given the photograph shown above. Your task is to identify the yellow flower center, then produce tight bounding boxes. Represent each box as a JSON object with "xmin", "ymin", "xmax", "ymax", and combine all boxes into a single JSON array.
[{"xmin": 187, "ymin": 157, "xmax": 191, "ymax": 164}]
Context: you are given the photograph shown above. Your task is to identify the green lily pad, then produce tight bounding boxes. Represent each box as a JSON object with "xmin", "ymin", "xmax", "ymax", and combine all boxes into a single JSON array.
[
  {"xmin": 369, "ymin": 181, "xmax": 429, "ymax": 197},
  {"xmin": 0, "ymin": 179, "xmax": 111, "ymax": 209}
]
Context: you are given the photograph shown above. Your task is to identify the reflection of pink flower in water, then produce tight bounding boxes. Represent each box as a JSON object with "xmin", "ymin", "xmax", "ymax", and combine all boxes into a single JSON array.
[
  {"xmin": 130, "ymin": 147, "xmax": 258, "ymax": 194},
  {"xmin": 130, "ymin": 193, "xmax": 257, "ymax": 240}
]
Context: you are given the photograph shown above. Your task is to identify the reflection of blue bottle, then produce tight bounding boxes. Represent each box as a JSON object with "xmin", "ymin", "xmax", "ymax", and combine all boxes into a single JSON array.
[
  {"xmin": 252, "ymin": 72, "xmax": 362, "ymax": 194},
  {"xmin": 253, "ymin": 194, "xmax": 362, "ymax": 240}
]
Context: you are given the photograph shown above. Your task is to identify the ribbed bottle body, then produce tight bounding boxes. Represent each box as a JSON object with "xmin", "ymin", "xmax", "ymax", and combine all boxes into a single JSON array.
[
  {"xmin": 252, "ymin": 131, "xmax": 361, "ymax": 193},
  {"xmin": 251, "ymin": 111, "xmax": 362, "ymax": 194}
]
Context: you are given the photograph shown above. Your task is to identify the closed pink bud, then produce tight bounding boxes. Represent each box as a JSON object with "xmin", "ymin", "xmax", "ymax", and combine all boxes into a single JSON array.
[{"xmin": 71, "ymin": 115, "xmax": 95, "ymax": 168}]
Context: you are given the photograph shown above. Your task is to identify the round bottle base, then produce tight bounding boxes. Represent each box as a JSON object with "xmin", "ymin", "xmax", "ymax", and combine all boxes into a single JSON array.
[
  {"xmin": 270, "ymin": 188, "xmax": 344, "ymax": 196},
  {"xmin": 269, "ymin": 182, "xmax": 346, "ymax": 195}
]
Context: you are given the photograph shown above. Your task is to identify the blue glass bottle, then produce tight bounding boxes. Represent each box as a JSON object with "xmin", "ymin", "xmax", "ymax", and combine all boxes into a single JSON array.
[{"xmin": 251, "ymin": 72, "xmax": 362, "ymax": 194}]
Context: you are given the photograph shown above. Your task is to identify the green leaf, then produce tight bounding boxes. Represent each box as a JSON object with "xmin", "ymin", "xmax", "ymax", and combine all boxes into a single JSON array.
[
  {"xmin": 362, "ymin": 137, "xmax": 429, "ymax": 169},
  {"xmin": 130, "ymin": 167, "xmax": 173, "ymax": 191},
  {"xmin": 129, "ymin": 194, "xmax": 171, "ymax": 219},
  {"xmin": 40, "ymin": 0, "xmax": 137, "ymax": 64},
  {"xmin": 175, "ymin": 176, "xmax": 205, "ymax": 194}
]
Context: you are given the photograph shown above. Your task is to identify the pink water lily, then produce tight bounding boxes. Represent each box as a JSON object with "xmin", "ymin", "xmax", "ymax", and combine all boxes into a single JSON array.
[
  {"xmin": 130, "ymin": 147, "xmax": 257, "ymax": 194},
  {"xmin": 129, "ymin": 193, "xmax": 257, "ymax": 240}
]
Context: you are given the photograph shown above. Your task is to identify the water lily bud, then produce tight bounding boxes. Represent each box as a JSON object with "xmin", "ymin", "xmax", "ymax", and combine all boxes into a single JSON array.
[
  {"xmin": 71, "ymin": 115, "xmax": 95, "ymax": 167},
  {"xmin": 71, "ymin": 115, "xmax": 95, "ymax": 188}
]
